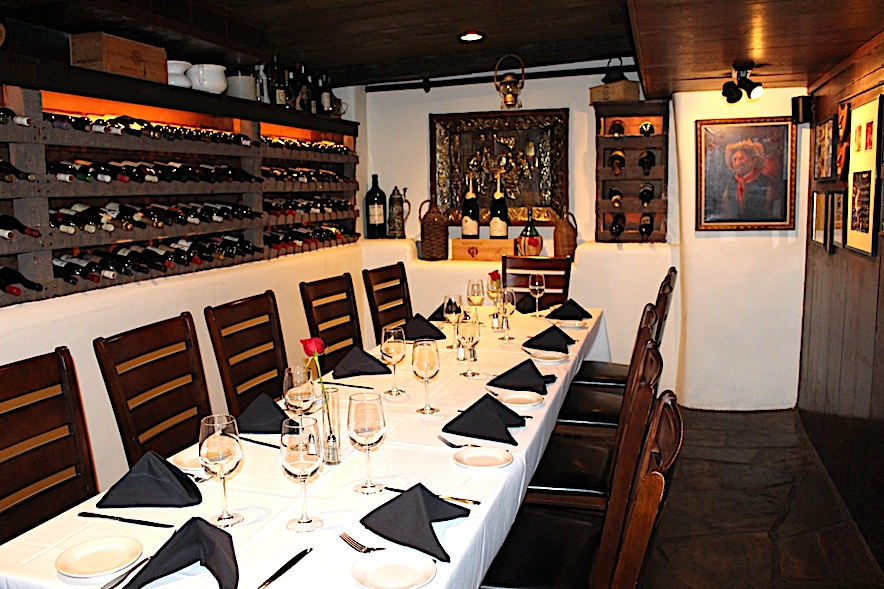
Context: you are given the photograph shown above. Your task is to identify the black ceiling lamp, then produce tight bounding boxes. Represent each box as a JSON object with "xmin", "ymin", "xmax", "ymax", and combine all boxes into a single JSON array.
[
  {"xmin": 722, "ymin": 60, "xmax": 763, "ymax": 103},
  {"xmin": 722, "ymin": 80, "xmax": 742, "ymax": 103},
  {"xmin": 602, "ymin": 58, "xmax": 628, "ymax": 85}
]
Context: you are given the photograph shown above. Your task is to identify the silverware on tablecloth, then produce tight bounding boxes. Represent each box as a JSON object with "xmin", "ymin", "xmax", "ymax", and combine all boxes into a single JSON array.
[
  {"xmin": 437, "ymin": 435, "xmax": 481, "ymax": 449},
  {"xmin": 325, "ymin": 381, "xmax": 374, "ymax": 390},
  {"xmin": 384, "ymin": 486, "xmax": 481, "ymax": 506},
  {"xmin": 241, "ymin": 436, "xmax": 281, "ymax": 449},
  {"xmin": 255, "ymin": 548, "xmax": 313, "ymax": 589},
  {"xmin": 340, "ymin": 533, "xmax": 385, "ymax": 553},
  {"xmin": 100, "ymin": 557, "xmax": 151, "ymax": 589},
  {"xmin": 78, "ymin": 512, "xmax": 174, "ymax": 529}
]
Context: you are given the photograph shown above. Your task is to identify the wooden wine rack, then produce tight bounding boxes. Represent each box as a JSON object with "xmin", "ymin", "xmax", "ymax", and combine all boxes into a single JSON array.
[
  {"xmin": 0, "ymin": 85, "xmax": 359, "ymax": 309},
  {"xmin": 594, "ymin": 100, "xmax": 668, "ymax": 243}
]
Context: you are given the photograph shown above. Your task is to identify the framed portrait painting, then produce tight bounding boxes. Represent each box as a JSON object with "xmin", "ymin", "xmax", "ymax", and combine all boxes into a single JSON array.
[
  {"xmin": 845, "ymin": 96, "xmax": 882, "ymax": 256},
  {"xmin": 813, "ymin": 115, "xmax": 837, "ymax": 180},
  {"xmin": 696, "ymin": 117, "xmax": 797, "ymax": 231}
]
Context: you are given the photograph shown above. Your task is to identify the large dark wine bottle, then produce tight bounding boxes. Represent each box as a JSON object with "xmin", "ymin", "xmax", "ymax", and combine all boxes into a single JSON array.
[
  {"xmin": 0, "ymin": 266, "xmax": 43, "ymax": 291},
  {"xmin": 610, "ymin": 213, "xmax": 626, "ymax": 238},
  {"xmin": 517, "ymin": 207, "xmax": 542, "ymax": 255},
  {"xmin": 609, "ymin": 150, "xmax": 626, "ymax": 176},
  {"xmin": 461, "ymin": 176, "xmax": 480, "ymax": 239},
  {"xmin": 0, "ymin": 108, "xmax": 31, "ymax": 126},
  {"xmin": 0, "ymin": 160, "xmax": 36, "ymax": 181},
  {"xmin": 0, "ymin": 214, "xmax": 40, "ymax": 238},
  {"xmin": 365, "ymin": 174, "xmax": 387, "ymax": 239},
  {"xmin": 639, "ymin": 183, "xmax": 654, "ymax": 207},
  {"xmin": 639, "ymin": 151, "xmax": 656, "ymax": 176},
  {"xmin": 608, "ymin": 187, "xmax": 623, "ymax": 208},
  {"xmin": 489, "ymin": 173, "xmax": 508, "ymax": 239},
  {"xmin": 639, "ymin": 213, "xmax": 654, "ymax": 239}
]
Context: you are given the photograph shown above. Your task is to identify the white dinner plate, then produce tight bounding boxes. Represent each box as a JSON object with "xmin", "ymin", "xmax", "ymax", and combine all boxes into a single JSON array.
[
  {"xmin": 547, "ymin": 319, "xmax": 587, "ymax": 330},
  {"xmin": 55, "ymin": 536, "xmax": 142, "ymax": 578},
  {"xmin": 490, "ymin": 389, "xmax": 544, "ymax": 408},
  {"xmin": 170, "ymin": 452, "xmax": 202, "ymax": 472},
  {"xmin": 522, "ymin": 349, "xmax": 569, "ymax": 365},
  {"xmin": 453, "ymin": 447, "xmax": 514, "ymax": 469},
  {"xmin": 351, "ymin": 548, "xmax": 437, "ymax": 589}
]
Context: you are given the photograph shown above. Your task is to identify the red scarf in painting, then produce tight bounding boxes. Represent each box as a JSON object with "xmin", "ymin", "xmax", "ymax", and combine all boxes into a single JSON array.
[{"xmin": 734, "ymin": 167, "xmax": 761, "ymax": 206}]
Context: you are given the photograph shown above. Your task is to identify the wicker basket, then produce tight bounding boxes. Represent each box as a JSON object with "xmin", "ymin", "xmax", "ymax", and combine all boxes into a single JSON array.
[
  {"xmin": 554, "ymin": 212, "xmax": 578, "ymax": 259},
  {"xmin": 419, "ymin": 197, "xmax": 449, "ymax": 260}
]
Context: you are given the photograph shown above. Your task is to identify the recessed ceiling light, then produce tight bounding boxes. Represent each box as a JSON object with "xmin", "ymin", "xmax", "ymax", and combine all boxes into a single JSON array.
[{"xmin": 459, "ymin": 30, "xmax": 485, "ymax": 43}]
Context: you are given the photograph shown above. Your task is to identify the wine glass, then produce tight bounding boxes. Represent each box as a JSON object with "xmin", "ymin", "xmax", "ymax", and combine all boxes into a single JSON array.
[
  {"xmin": 348, "ymin": 393, "xmax": 386, "ymax": 494},
  {"xmin": 457, "ymin": 316, "xmax": 481, "ymax": 378},
  {"xmin": 283, "ymin": 365, "xmax": 317, "ymax": 419},
  {"xmin": 528, "ymin": 273, "xmax": 546, "ymax": 317},
  {"xmin": 442, "ymin": 294, "xmax": 463, "ymax": 349},
  {"xmin": 487, "ymin": 278, "xmax": 501, "ymax": 306},
  {"xmin": 412, "ymin": 339, "xmax": 441, "ymax": 414},
  {"xmin": 467, "ymin": 279, "xmax": 485, "ymax": 315},
  {"xmin": 199, "ymin": 414, "xmax": 244, "ymax": 528},
  {"xmin": 280, "ymin": 417, "xmax": 323, "ymax": 532},
  {"xmin": 498, "ymin": 288, "xmax": 516, "ymax": 341},
  {"xmin": 380, "ymin": 326, "xmax": 406, "ymax": 396}
]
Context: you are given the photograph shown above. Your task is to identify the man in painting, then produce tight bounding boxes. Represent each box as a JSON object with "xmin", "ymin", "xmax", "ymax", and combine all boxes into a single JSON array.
[{"xmin": 714, "ymin": 139, "xmax": 784, "ymax": 221}]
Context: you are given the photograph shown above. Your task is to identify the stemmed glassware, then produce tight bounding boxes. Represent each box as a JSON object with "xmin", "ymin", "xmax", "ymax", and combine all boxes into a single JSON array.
[
  {"xmin": 497, "ymin": 288, "xmax": 516, "ymax": 341},
  {"xmin": 442, "ymin": 294, "xmax": 463, "ymax": 349},
  {"xmin": 283, "ymin": 365, "xmax": 317, "ymax": 420},
  {"xmin": 487, "ymin": 278, "xmax": 501, "ymax": 307},
  {"xmin": 280, "ymin": 417, "xmax": 323, "ymax": 532},
  {"xmin": 457, "ymin": 316, "xmax": 481, "ymax": 378},
  {"xmin": 380, "ymin": 326, "xmax": 406, "ymax": 396},
  {"xmin": 467, "ymin": 279, "xmax": 485, "ymax": 315},
  {"xmin": 528, "ymin": 273, "xmax": 546, "ymax": 317},
  {"xmin": 412, "ymin": 339, "xmax": 441, "ymax": 414},
  {"xmin": 347, "ymin": 393, "xmax": 386, "ymax": 494},
  {"xmin": 199, "ymin": 414, "xmax": 244, "ymax": 528}
]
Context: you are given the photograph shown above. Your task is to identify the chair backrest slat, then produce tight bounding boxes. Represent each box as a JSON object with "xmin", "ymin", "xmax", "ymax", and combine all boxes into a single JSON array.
[
  {"xmin": 300, "ymin": 273, "xmax": 363, "ymax": 371},
  {"xmin": 653, "ymin": 267, "xmax": 677, "ymax": 344},
  {"xmin": 363, "ymin": 263, "xmax": 414, "ymax": 343},
  {"xmin": 501, "ymin": 255, "xmax": 572, "ymax": 306}
]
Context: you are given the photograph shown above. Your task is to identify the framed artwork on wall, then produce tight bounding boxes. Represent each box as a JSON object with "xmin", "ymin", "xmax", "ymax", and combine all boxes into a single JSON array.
[
  {"xmin": 814, "ymin": 115, "xmax": 837, "ymax": 180},
  {"xmin": 830, "ymin": 190, "xmax": 845, "ymax": 248},
  {"xmin": 811, "ymin": 191, "xmax": 827, "ymax": 245},
  {"xmin": 696, "ymin": 117, "xmax": 797, "ymax": 231},
  {"xmin": 844, "ymin": 96, "xmax": 882, "ymax": 256},
  {"xmin": 837, "ymin": 103, "xmax": 851, "ymax": 181}
]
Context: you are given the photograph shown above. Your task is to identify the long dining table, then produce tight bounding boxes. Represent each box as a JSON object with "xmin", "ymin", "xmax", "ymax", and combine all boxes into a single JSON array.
[{"xmin": 0, "ymin": 306, "xmax": 606, "ymax": 589}]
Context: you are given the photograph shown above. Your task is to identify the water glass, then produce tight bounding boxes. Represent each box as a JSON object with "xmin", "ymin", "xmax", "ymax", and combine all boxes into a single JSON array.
[
  {"xmin": 283, "ymin": 365, "xmax": 316, "ymax": 417},
  {"xmin": 412, "ymin": 339, "xmax": 441, "ymax": 414},
  {"xmin": 497, "ymin": 288, "xmax": 516, "ymax": 341},
  {"xmin": 457, "ymin": 316, "xmax": 481, "ymax": 378},
  {"xmin": 380, "ymin": 326, "xmax": 406, "ymax": 396},
  {"xmin": 199, "ymin": 414, "xmax": 243, "ymax": 527},
  {"xmin": 528, "ymin": 273, "xmax": 546, "ymax": 316},
  {"xmin": 442, "ymin": 294, "xmax": 463, "ymax": 349},
  {"xmin": 280, "ymin": 417, "xmax": 323, "ymax": 531},
  {"xmin": 348, "ymin": 393, "xmax": 386, "ymax": 494},
  {"xmin": 467, "ymin": 279, "xmax": 485, "ymax": 313}
]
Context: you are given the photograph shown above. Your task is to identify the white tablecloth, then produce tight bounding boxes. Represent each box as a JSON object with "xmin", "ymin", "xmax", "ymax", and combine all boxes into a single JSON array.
[{"xmin": 0, "ymin": 308, "xmax": 606, "ymax": 589}]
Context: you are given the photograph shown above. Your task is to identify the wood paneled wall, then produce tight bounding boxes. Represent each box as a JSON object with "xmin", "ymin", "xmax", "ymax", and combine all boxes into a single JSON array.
[{"xmin": 799, "ymin": 31, "xmax": 884, "ymax": 566}]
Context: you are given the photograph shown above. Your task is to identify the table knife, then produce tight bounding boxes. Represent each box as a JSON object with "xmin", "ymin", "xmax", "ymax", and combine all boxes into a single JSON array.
[
  {"xmin": 241, "ymin": 436, "xmax": 280, "ymax": 449},
  {"xmin": 256, "ymin": 547, "xmax": 312, "ymax": 589},
  {"xmin": 385, "ymin": 487, "xmax": 481, "ymax": 505},
  {"xmin": 78, "ymin": 511, "xmax": 174, "ymax": 528}
]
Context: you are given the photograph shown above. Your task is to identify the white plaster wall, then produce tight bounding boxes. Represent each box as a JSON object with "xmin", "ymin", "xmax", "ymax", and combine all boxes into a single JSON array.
[{"xmin": 672, "ymin": 88, "xmax": 809, "ymax": 410}]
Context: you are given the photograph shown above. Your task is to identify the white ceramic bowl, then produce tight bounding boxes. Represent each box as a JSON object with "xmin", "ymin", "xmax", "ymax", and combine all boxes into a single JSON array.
[
  {"xmin": 168, "ymin": 73, "xmax": 192, "ymax": 88},
  {"xmin": 166, "ymin": 60, "xmax": 192, "ymax": 75}
]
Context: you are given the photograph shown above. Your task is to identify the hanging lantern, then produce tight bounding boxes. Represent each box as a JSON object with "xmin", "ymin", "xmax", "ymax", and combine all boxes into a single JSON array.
[{"xmin": 494, "ymin": 54, "xmax": 525, "ymax": 109}]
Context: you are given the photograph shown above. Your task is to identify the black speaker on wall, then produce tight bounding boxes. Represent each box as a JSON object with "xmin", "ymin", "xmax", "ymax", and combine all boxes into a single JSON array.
[{"xmin": 792, "ymin": 96, "xmax": 813, "ymax": 124}]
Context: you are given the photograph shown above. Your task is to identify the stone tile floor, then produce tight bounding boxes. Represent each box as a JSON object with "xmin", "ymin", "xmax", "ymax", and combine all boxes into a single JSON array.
[{"xmin": 639, "ymin": 409, "xmax": 884, "ymax": 589}]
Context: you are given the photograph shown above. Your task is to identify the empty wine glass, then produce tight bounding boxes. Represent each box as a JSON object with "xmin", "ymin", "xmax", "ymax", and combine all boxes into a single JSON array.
[
  {"xmin": 199, "ymin": 414, "xmax": 244, "ymax": 528},
  {"xmin": 528, "ymin": 273, "xmax": 546, "ymax": 317},
  {"xmin": 283, "ymin": 365, "xmax": 317, "ymax": 419},
  {"xmin": 442, "ymin": 294, "xmax": 463, "ymax": 349},
  {"xmin": 457, "ymin": 316, "xmax": 481, "ymax": 378},
  {"xmin": 380, "ymin": 326, "xmax": 406, "ymax": 396},
  {"xmin": 467, "ymin": 279, "xmax": 485, "ymax": 315},
  {"xmin": 348, "ymin": 393, "xmax": 386, "ymax": 494},
  {"xmin": 498, "ymin": 288, "xmax": 516, "ymax": 341},
  {"xmin": 280, "ymin": 417, "xmax": 323, "ymax": 532},
  {"xmin": 412, "ymin": 339, "xmax": 441, "ymax": 414},
  {"xmin": 487, "ymin": 278, "xmax": 501, "ymax": 306}
]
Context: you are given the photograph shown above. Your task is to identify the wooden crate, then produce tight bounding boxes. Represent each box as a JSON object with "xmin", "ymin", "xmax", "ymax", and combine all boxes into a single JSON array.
[
  {"xmin": 451, "ymin": 238, "xmax": 515, "ymax": 261},
  {"xmin": 70, "ymin": 32, "xmax": 167, "ymax": 83},
  {"xmin": 589, "ymin": 80, "xmax": 640, "ymax": 105}
]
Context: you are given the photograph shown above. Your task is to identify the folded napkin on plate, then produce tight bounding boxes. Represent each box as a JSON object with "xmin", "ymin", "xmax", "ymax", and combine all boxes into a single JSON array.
[
  {"xmin": 487, "ymin": 360, "xmax": 550, "ymax": 395},
  {"xmin": 546, "ymin": 299, "xmax": 593, "ymax": 320},
  {"xmin": 332, "ymin": 346, "xmax": 391, "ymax": 378},
  {"xmin": 403, "ymin": 314, "xmax": 446, "ymax": 341},
  {"xmin": 523, "ymin": 325, "xmax": 576, "ymax": 353},
  {"xmin": 124, "ymin": 517, "xmax": 238, "ymax": 589},
  {"xmin": 97, "ymin": 451, "xmax": 201, "ymax": 508},
  {"xmin": 237, "ymin": 393, "xmax": 288, "ymax": 433},
  {"xmin": 427, "ymin": 304, "xmax": 446, "ymax": 322},
  {"xmin": 360, "ymin": 483, "xmax": 469, "ymax": 562},
  {"xmin": 515, "ymin": 294, "xmax": 554, "ymax": 314},
  {"xmin": 442, "ymin": 394, "xmax": 525, "ymax": 445}
]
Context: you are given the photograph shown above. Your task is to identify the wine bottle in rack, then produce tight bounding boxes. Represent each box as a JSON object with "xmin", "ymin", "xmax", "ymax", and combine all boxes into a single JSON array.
[
  {"xmin": 609, "ymin": 187, "xmax": 623, "ymax": 208},
  {"xmin": 0, "ymin": 267, "xmax": 42, "ymax": 291},
  {"xmin": 93, "ymin": 249, "xmax": 149, "ymax": 274},
  {"xmin": 364, "ymin": 174, "xmax": 387, "ymax": 239},
  {"xmin": 43, "ymin": 113, "xmax": 71, "ymax": 130},
  {"xmin": 639, "ymin": 183, "xmax": 654, "ymax": 207},
  {"xmin": 0, "ymin": 168, "xmax": 12, "ymax": 183},
  {"xmin": 608, "ymin": 150, "xmax": 626, "ymax": 176},
  {"xmin": 52, "ymin": 209, "xmax": 96, "ymax": 233},
  {"xmin": 461, "ymin": 175, "xmax": 480, "ymax": 239},
  {"xmin": 114, "ymin": 246, "xmax": 167, "ymax": 272},
  {"xmin": 610, "ymin": 213, "xmax": 626, "ymax": 238},
  {"xmin": 0, "ymin": 214, "xmax": 40, "ymax": 238},
  {"xmin": 0, "ymin": 107, "xmax": 31, "ymax": 126},
  {"xmin": 68, "ymin": 204, "xmax": 115, "ymax": 232},
  {"xmin": 62, "ymin": 161, "xmax": 110, "ymax": 183},
  {"xmin": 0, "ymin": 273, "xmax": 22, "ymax": 295},
  {"xmin": 82, "ymin": 251, "xmax": 134, "ymax": 276},
  {"xmin": 0, "ymin": 160, "xmax": 36, "ymax": 182},
  {"xmin": 59, "ymin": 254, "xmax": 115, "ymax": 280},
  {"xmin": 48, "ymin": 215, "xmax": 76, "ymax": 234},
  {"xmin": 53, "ymin": 255, "xmax": 99, "ymax": 283},
  {"xmin": 608, "ymin": 119, "xmax": 626, "ymax": 137},
  {"xmin": 489, "ymin": 172, "xmax": 509, "ymax": 239},
  {"xmin": 105, "ymin": 203, "xmax": 164, "ymax": 228},
  {"xmin": 639, "ymin": 151, "xmax": 656, "ymax": 176},
  {"xmin": 639, "ymin": 213, "xmax": 654, "ymax": 239},
  {"xmin": 130, "ymin": 244, "xmax": 176, "ymax": 269},
  {"xmin": 119, "ymin": 161, "xmax": 159, "ymax": 182}
]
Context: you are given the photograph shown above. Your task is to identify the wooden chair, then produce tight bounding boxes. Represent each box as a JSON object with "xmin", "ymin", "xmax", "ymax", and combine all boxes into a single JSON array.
[
  {"xmin": 501, "ymin": 255, "xmax": 572, "ymax": 307},
  {"xmin": 362, "ymin": 262, "xmax": 413, "ymax": 343},
  {"xmin": 94, "ymin": 312, "xmax": 212, "ymax": 466},
  {"xmin": 481, "ymin": 391, "xmax": 683, "ymax": 589},
  {"xmin": 299, "ymin": 273, "xmax": 363, "ymax": 372},
  {"xmin": 571, "ymin": 267, "xmax": 676, "ymax": 390},
  {"xmin": 0, "ymin": 347, "xmax": 97, "ymax": 545},
  {"xmin": 204, "ymin": 291, "xmax": 288, "ymax": 417}
]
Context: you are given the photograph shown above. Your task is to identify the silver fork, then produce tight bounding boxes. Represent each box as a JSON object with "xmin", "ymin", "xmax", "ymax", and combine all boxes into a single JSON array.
[
  {"xmin": 437, "ymin": 435, "xmax": 481, "ymax": 449},
  {"xmin": 340, "ymin": 533, "xmax": 385, "ymax": 553}
]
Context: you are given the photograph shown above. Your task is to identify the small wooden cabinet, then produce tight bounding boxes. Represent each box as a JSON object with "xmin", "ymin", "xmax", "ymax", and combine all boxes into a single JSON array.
[{"xmin": 594, "ymin": 100, "xmax": 668, "ymax": 243}]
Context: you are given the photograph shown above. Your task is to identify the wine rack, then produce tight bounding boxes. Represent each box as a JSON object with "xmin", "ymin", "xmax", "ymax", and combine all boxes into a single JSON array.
[
  {"xmin": 0, "ymin": 85, "xmax": 359, "ymax": 309},
  {"xmin": 594, "ymin": 100, "xmax": 668, "ymax": 243}
]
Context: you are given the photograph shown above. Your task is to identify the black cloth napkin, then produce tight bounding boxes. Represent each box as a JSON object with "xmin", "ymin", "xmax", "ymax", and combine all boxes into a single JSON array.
[
  {"xmin": 124, "ymin": 517, "xmax": 238, "ymax": 589},
  {"xmin": 427, "ymin": 304, "xmax": 446, "ymax": 322},
  {"xmin": 442, "ymin": 394, "xmax": 525, "ymax": 445},
  {"xmin": 360, "ymin": 483, "xmax": 469, "ymax": 562},
  {"xmin": 97, "ymin": 451, "xmax": 201, "ymax": 508},
  {"xmin": 403, "ymin": 314, "xmax": 446, "ymax": 340},
  {"xmin": 516, "ymin": 294, "xmax": 554, "ymax": 314},
  {"xmin": 487, "ymin": 360, "xmax": 549, "ymax": 395},
  {"xmin": 237, "ymin": 393, "xmax": 288, "ymax": 433},
  {"xmin": 332, "ymin": 346, "xmax": 391, "ymax": 378},
  {"xmin": 523, "ymin": 325, "xmax": 576, "ymax": 353},
  {"xmin": 546, "ymin": 299, "xmax": 593, "ymax": 320}
]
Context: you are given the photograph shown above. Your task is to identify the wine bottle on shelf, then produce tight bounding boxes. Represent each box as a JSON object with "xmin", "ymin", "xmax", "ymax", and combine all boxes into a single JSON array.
[
  {"xmin": 68, "ymin": 204, "xmax": 115, "ymax": 232},
  {"xmin": 52, "ymin": 209, "xmax": 96, "ymax": 233},
  {"xmin": 320, "ymin": 75, "xmax": 333, "ymax": 115},
  {"xmin": 461, "ymin": 175, "xmax": 480, "ymax": 239},
  {"xmin": 61, "ymin": 161, "xmax": 110, "ymax": 183},
  {"xmin": 166, "ymin": 239, "xmax": 204, "ymax": 265},
  {"xmin": 92, "ymin": 119, "xmax": 123, "ymax": 135},
  {"xmin": 517, "ymin": 207, "xmax": 543, "ymax": 255},
  {"xmin": 608, "ymin": 119, "xmax": 626, "ymax": 138},
  {"xmin": 95, "ymin": 250, "xmax": 149, "ymax": 274},
  {"xmin": 73, "ymin": 159, "xmax": 128, "ymax": 183},
  {"xmin": 46, "ymin": 162, "xmax": 74, "ymax": 183},
  {"xmin": 42, "ymin": 112, "xmax": 71, "ymax": 130},
  {"xmin": 610, "ymin": 213, "xmax": 626, "ymax": 238},
  {"xmin": 54, "ymin": 256, "xmax": 100, "ymax": 282},
  {"xmin": 119, "ymin": 161, "xmax": 158, "ymax": 182},
  {"xmin": 639, "ymin": 151, "xmax": 656, "ymax": 176},
  {"xmin": 128, "ymin": 244, "xmax": 176, "ymax": 269},
  {"xmin": 101, "ymin": 205, "xmax": 147, "ymax": 229},
  {"xmin": 114, "ymin": 246, "xmax": 167, "ymax": 272},
  {"xmin": 489, "ymin": 172, "xmax": 509, "ymax": 239},
  {"xmin": 0, "ymin": 168, "xmax": 12, "ymax": 183},
  {"xmin": 639, "ymin": 213, "xmax": 654, "ymax": 239},
  {"xmin": 609, "ymin": 187, "xmax": 623, "ymax": 208},
  {"xmin": 0, "ymin": 267, "xmax": 44, "ymax": 292},
  {"xmin": 0, "ymin": 160, "xmax": 36, "ymax": 182},
  {"xmin": 364, "ymin": 174, "xmax": 387, "ymax": 239},
  {"xmin": 255, "ymin": 64, "xmax": 270, "ymax": 104},
  {"xmin": 0, "ymin": 273, "xmax": 22, "ymax": 295},
  {"xmin": 154, "ymin": 243, "xmax": 192, "ymax": 266},
  {"xmin": 0, "ymin": 107, "xmax": 31, "ymax": 126},
  {"xmin": 52, "ymin": 260, "xmax": 79, "ymax": 285},
  {"xmin": 81, "ymin": 252, "xmax": 134, "ymax": 276},
  {"xmin": 0, "ymin": 214, "xmax": 40, "ymax": 238},
  {"xmin": 48, "ymin": 215, "xmax": 76, "ymax": 234},
  {"xmin": 105, "ymin": 203, "xmax": 163, "ymax": 228},
  {"xmin": 609, "ymin": 150, "xmax": 626, "ymax": 176},
  {"xmin": 639, "ymin": 183, "xmax": 654, "ymax": 207},
  {"xmin": 59, "ymin": 254, "xmax": 115, "ymax": 280}
]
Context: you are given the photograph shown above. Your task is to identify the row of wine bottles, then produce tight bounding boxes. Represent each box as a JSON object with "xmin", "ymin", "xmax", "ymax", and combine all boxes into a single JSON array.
[
  {"xmin": 264, "ymin": 222, "xmax": 358, "ymax": 249},
  {"xmin": 47, "ymin": 159, "xmax": 263, "ymax": 184},
  {"xmin": 0, "ymin": 107, "xmax": 31, "ymax": 126},
  {"xmin": 608, "ymin": 212, "xmax": 656, "ymax": 239},
  {"xmin": 459, "ymin": 174, "xmax": 512, "ymax": 240},
  {"xmin": 608, "ymin": 150, "xmax": 657, "ymax": 176},
  {"xmin": 608, "ymin": 184, "xmax": 657, "ymax": 207},
  {"xmin": 264, "ymin": 195, "xmax": 354, "ymax": 216},
  {"xmin": 261, "ymin": 166, "xmax": 353, "ymax": 185},
  {"xmin": 256, "ymin": 58, "xmax": 341, "ymax": 117},
  {"xmin": 262, "ymin": 138, "xmax": 352, "ymax": 155}
]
